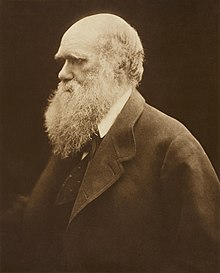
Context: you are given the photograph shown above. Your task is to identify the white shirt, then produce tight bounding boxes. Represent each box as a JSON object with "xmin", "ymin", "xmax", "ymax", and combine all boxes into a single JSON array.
[
  {"xmin": 81, "ymin": 88, "xmax": 132, "ymax": 160},
  {"xmin": 98, "ymin": 88, "xmax": 132, "ymax": 138}
]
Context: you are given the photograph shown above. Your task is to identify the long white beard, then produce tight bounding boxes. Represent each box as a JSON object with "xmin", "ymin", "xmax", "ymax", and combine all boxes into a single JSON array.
[{"xmin": 44, "ymin": 67, "xmax": 125, "ymax": 158}]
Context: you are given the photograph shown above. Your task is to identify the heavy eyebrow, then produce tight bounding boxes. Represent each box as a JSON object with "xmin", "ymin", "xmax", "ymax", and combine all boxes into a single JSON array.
[{"xmin": 54, "ymin": 52, "xmax": 87, "ymax": 61}]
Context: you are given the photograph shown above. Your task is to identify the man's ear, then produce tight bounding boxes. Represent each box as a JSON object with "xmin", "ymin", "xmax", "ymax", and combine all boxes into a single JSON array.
[{"xmin": 118, "ymin": 60, "xmax": 126, "ymax": 71}]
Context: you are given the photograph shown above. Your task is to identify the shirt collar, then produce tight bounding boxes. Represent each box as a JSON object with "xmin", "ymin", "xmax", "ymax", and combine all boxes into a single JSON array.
[{"xmin": 98, "ymin": 88, "xmax": 132, "ymax": 138}]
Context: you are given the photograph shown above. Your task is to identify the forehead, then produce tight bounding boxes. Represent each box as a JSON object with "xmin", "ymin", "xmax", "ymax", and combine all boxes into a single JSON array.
[
  {"xmin": 56, "ymin": 42, "xmax": 94, "ymax": 60},
  {"xmin": 56, "ymin": 22, "xmax": 99, "ymax": 59}
]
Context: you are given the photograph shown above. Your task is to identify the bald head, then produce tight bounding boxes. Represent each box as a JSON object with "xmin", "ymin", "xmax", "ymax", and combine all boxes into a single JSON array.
[
  {"xmin": 57, "ymin": 13, "xmax": 144, "ymax": 87},
  {"xmin": 63, "ymin": 14, "xmax": 133, "ymax": 45}
]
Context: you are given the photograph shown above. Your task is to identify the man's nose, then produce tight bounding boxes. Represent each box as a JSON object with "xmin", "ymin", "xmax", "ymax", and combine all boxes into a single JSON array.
[{"xmin": 58, "ymin": 62, "xmax": 74, "ymax": 81}]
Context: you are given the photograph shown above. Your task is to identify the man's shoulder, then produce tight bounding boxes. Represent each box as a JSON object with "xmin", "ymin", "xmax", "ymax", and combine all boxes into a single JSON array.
[
  {"xmin": 133, "ymin": 101, "xmax": 211, "ymax": 169},
  {"xmin": 138, "ymin": 101, "xmax": 189, "ymax": 139},
  {"xmin": 115, "ymin": 90, "xmax": 196, "ymax": 147}
]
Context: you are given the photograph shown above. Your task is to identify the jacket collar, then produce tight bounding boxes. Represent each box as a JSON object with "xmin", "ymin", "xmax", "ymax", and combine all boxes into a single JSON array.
[
  {"xmin": 98, "ymin": 88, "xmax": 132, "ymax": 138},
  {"xmin": 110, "ymin": 89, "xmax": 145, "ymax": 162},
  {"xmin": 68, "ymin": 90, "xmax": 145, "ymax": 226}
]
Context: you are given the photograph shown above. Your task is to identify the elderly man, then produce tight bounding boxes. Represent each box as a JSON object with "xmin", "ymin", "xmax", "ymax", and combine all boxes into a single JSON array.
[{"xmin": 23, "ymin": 13, "xmax": 219, "ymax": 272}]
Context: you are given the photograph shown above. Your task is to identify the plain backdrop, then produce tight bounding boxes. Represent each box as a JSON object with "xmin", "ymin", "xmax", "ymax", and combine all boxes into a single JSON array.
[{"xmin": 1, "ymin": 0, "xmax": 219, "ymax": 210}]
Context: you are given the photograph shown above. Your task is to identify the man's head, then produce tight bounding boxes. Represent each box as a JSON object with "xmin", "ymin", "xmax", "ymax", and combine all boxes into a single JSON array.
[
  {"xmin": 55, "ymin": 13, "xmax": 144, "ymax": 86},
  {"xmin": 45, "ymin": 13, "xmax": 144, "ymax": 158}
]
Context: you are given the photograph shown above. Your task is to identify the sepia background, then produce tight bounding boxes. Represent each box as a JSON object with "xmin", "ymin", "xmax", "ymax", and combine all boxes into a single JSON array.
[{"xmin": 1, "ymin": 0, "xmax": 219, "ymax": 211}]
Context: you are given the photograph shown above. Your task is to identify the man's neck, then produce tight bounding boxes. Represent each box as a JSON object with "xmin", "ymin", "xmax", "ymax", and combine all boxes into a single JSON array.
[{"xmin": 98, "ymin": 87, "xmax": 133, "ymax": 138}]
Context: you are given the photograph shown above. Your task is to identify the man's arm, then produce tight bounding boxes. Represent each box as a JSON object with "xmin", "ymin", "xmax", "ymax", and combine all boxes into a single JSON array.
[
  {"xmin": 160, "ymin": 132, "xmax": 219, "ymax": 273},
  {"xmin": 1, "ymin": 195, "xmax": 29, "ymax": 271}
]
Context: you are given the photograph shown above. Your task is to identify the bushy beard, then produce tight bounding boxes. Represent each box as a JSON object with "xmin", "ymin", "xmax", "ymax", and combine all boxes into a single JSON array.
[{"xmin": 44, "ymin": 65, "xmax": 125, "ymax": 158}]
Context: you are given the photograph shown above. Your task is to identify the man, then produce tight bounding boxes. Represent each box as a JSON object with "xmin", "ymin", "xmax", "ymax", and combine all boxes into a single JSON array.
[{"xmin": 23, "ymin": 13, "xmax": 219, "ymax": 272}]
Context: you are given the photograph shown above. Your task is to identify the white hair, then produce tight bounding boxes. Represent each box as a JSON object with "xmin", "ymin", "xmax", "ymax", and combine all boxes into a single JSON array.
[{"xmin": 94, "ymin": 15, "xmax": 145, "ymax": 87}]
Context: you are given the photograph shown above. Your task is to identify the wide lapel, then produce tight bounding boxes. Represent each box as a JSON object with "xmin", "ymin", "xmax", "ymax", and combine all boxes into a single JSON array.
[{"xmin": 68, "ymin": 90, "xmax": 145, "ymax": 225}]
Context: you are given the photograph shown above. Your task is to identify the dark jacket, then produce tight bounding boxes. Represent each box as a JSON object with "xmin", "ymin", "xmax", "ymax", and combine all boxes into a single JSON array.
[{"xmin": 24, "ymin": 90, "xmax": 219, "ymax": 272}]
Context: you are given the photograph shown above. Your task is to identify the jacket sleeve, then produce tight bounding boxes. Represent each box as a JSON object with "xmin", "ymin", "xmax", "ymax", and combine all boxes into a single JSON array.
[
  {"xmin": 0, "ymin": 195, "xmax": 29, "ymax": 271},
  {"xmin": 159, "ymin": 132, "xmax": 219, "ymax": 273}
]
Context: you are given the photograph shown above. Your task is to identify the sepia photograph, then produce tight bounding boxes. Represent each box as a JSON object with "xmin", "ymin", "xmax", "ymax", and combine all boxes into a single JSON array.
[{"xmin": 1, "ymin": 0, "xmax": 219, "ymax": 272}]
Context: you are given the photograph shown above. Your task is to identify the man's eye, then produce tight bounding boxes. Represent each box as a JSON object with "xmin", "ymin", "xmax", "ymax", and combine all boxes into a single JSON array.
[
  {"xmin": 68, "ymin": 56, "xmax": 87, "ymax": 64},
  {"xmin": 74, "ymin": 58, "xmax": 85, "ymax": 64}
]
